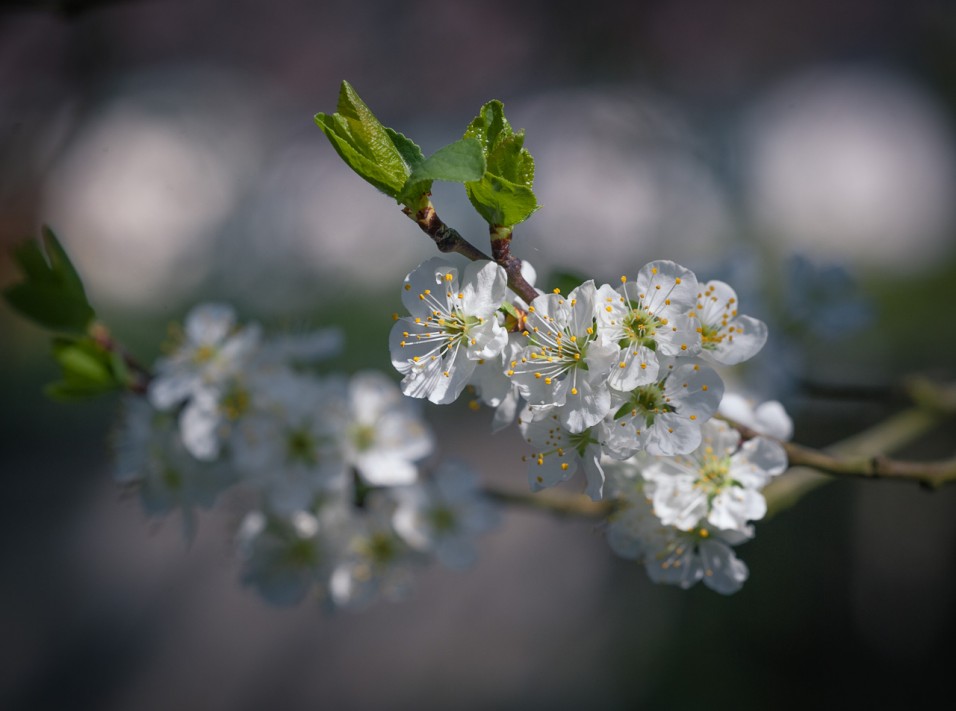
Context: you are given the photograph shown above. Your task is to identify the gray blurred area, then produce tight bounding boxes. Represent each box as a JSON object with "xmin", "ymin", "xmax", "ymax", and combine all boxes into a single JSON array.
[{"xmin": 2, "ymin": 1, "xmax": 956, "ymax": 709}]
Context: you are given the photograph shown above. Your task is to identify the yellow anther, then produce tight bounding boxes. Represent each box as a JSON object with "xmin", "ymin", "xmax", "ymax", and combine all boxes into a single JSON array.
[
  {"xmin": 680, "ymin": 344, "xmax": 687, "ymax": 351},
  {"xmin": 701, "ymin": 385, "xmax": 708, "ymax": 391},
  {"xmin": 675, "ymin": 277, "xmax": 682, "ymax": 284},
  {"xmin": 651, "ymin": 267, "xmax": 658, "ymax": 275},
  {"xmin": 553, "ymin": 287, "xmax": 561, "ymax": 294},
  {"xmin": 561, "ymin": 463, "xmax": 569, "ymax": 471},
  {"xmin": 571, "ymin": 387, "xmax": 578, "ymax": 395},
  {"xmin": 392, "ymin": 313, "xmax": 399, "ymax": 321},
  {"xmin": 690, "ymin": 415, "xmax": 697, "ymax": 421},
  {"xmin": 444, "ymin": 273, "xmax": 454, "ymax": 282},
  {"xmin": 620, "ymin": 275, "xmax": 627, "ymax": 283},
  {"xmin": 534, "ymin": 372, "xmax": 542, "ymax": 379},
  {"xmin": 619, "ymin": 362, "xmax": 626, "ymax": 369},
  {"xmin": 699, "ymin": 528, "xmax": 710, "ymax": 538},
  {"xmin": 528, "ymin": 306, "xmax": 535, "ymax": 313},
  {"xmin": 404, "ymin": 283, "xmax": 411, "ymax": 291},
  {"xmin": 606, "ymin": 306, "xmax": 612, "ymax": 312},
  {"xmin": 458, "ymin": 292, "xmax": 464, "ymax": 299},
  {"xmin": 412, "ymin": 356, "xmax": 420, "ymax": 362},
  {"xmin": 544, "ymin": 377, "xmax": 552, "ymax": 385}
]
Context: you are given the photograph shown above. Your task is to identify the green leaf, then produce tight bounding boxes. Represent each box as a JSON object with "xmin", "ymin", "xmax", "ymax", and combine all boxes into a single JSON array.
[
  {"xmin": 314, "ymin": 81, "xmax": 421, "ymax": 198},
  {"xmin": 398, "ymin": 137, "xmax": 485, "ymax": 203},
  {"xmin": 465, "ymin": 174, "xmax": 538, "ymax": 227},
  {"xmin": 45, "ymin": 336, "xmax": 124, "ymax": 401},
  {"xmin": 52, "ymin": 337, "xmax": 113, "ymax": 385},
  {"xmin": 463, "ymin": 100, "xmax": 538, "ymax": 227},
  {"xmin": 3, "ymin": 226, "xmax": 95, "ymax": 334}
]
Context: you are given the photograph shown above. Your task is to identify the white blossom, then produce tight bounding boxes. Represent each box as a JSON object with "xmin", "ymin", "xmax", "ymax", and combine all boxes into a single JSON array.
[
  {"xmin": 693, "ymin": 280, "xmax": 768, "ymax": 365},
  {"xmin": 603, "ymin": 463, "xmax": 751, "ymax": 594},
  {"xmin": 391, "ymin": 461, "xmax": 500, "ymax": 569},
  {"xmin": 595, "ymin": 260, "xmax": 701, "ymax": 390},
  {"xmin": 113, "ymin": 396, "xmax": 235, "ymax": 541},
  {"xmin": 236, "ymin": 508, "xmax": 340, "ymax": 606},
  {"xmin": 509, "ymin": 281, "xmax": 618, "ymax": 433},
  {"xmin": 642, "ymin": 419, "xmax": 788, "ymax": 533},
  {"xmin": 340, "ymin": 370, "xmax": 434, "ymax": 487},
  {"xmin": 329, "ymin": 493, "xmax": 423, "ymax": 609},
  {"xmin": 231, "ymin": 370, "xmax": 349, "ymax": 514},
  {"xmin": 389, "ymin": 258, "xmax": 509, "ymax": 405},
  {"xmin": 603, "ymin": 360, "xmax": 724, "ymax": 459},
  {"xmin": 518, "ymin": 407, "xmax": 607, "ymax": 500},
  {"xmin": 148, "ymin": 302, "xmax": 260, "ymax": 410},
  {"xmin": 719, "ymin": 392, "xmax": 793, "ymax": 440}
]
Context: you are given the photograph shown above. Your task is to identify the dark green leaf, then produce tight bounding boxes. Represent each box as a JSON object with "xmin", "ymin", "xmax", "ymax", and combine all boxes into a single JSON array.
[{"xmin": 3, "ymin": 227, "xmax": 95, "ymax": 334}]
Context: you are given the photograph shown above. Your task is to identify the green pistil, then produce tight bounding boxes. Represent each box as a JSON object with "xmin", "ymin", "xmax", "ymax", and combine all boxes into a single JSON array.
[
  {"xmin": 192, "ymin": 344, "xmax": 216, "ymax": 364},
  {"xmin": 440, "ymin": 312, "xmax": 480, "ymax": 340},
  {"xmin": 363, "ymin": 532, "xmax": 399, "ymax": 566},
  {"xmin": 220, "ymin": 384, "xmax": 251, "ymax": 420},
  {"xmin": 162, "ymin": 466, "xmax": 183, "ymax": 491},
  {"xmin": 700, "ymin": 323, "xmax": 723, "ymax": 349},
  {"xmin": 428, "ymin": 506, "xmax": 457, "ymax": 533},
  {"xmin": 284, "ymin": 537, "xmax": 318, "ymax": 567},
  {"xmin": 287, "ymin": 428, "xmax": 318, "ymax": 466},
  {"xmin": 614, "ymin": 382, "xmax": 674, "ymax": 426},
  {"xmin": 699, "ymin": 456, "xmax": 732, "ymax": 491},
  {"xmin": 621, "ymin": 306, "xmax": 660, "ymax": 349},
  {"xmin": 568, "ymin": 429, "xmax": 598, "ymax": 457},
  {"xmin": 351, "ymin": 424, "xmax": 376, "ymax": 452}
]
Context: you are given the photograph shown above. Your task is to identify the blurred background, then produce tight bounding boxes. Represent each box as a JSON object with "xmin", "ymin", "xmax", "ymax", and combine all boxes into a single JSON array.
[{"xmin": 2, "ymin": 0, "xmax": 956, "ymax": 708}]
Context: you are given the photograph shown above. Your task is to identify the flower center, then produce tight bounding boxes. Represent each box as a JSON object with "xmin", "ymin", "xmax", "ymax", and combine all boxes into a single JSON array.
[
  {"xmin": 621, "ymin": 305, "xmax": 661, "ymax": 349},
  {"xmin": 286, "ymin": 428, "xmax": 318, "ymax": 466},
  {"xmin": 428, "ymin": 506, "xmax": 457, "ymax": 533},
  {"xmin": 615, "ymin": 382, "xmax": 674, "ymax": 426}
]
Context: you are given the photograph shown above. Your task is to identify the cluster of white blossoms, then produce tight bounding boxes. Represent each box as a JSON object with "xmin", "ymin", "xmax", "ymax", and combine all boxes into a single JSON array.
[
  {"xmin": 114, "ymin": 303, "xmax": 500, "ymax": 609},
  {"xmin": 390, "ymin": 257, "xmax": 791, "ymax": 593}
]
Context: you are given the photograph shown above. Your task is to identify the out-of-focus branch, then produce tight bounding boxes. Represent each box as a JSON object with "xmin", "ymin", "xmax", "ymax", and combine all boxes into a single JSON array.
[
  {"xmin": 761, "ymin": 377, "xmax": 956, "ymax": 518},
  {"xmin": 483, "ymin": 486, "xmax": 614, "ymax": 519}
]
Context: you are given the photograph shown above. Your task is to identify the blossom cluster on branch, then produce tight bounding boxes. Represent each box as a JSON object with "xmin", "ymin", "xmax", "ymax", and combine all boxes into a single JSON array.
[
  {"xmin": 389, "ymin": 255, "xmax": 790, "ymax": 592},
  {"xmin": 3, "ymin": 81, "xmax": 953, "ymax": 609},
  {"xmin": 115, "ymin": 303, "xmax": 498, "ymax": 608}
]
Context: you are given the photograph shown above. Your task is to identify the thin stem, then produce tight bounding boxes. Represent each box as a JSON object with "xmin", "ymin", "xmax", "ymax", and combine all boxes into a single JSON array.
[
  {"xmin": 490, "ymin": 228, "xmax": 538, "ymax": 305},
  {"xmin": 489, "ymin": 379, "xmax": 956, "ymax": 520},
  {"xmin": 403, "ymin": 202, "xmax": 539, "ymax": 304},
  {"xmin": 483, "ymin": 486, "xmax": 614, "ymax": 518},
  {"xmin": 404, "ymin": 202, "xmax": 491, "ymax": 262},
  {"xmin": 88, "ymin": 322, "xmax": 152, "ymax": 394},
  {"xmin": 760, "ymin": 378, "xmax": 956, "ymax": 517}
]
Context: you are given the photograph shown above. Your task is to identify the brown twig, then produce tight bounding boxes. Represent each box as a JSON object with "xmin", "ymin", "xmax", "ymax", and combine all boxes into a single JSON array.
[{"xmin": 403, "ymin": 202, "xmax": 540, "ymax": 304}]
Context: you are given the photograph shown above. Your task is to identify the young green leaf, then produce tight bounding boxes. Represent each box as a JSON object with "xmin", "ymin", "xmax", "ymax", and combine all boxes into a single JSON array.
[
  {"xmin": 463, "ymin": 100, "xmax": 538, "ymax": 227},
  {"xmin": 465, "ymin": 174, "xmax": 538, "ymax": 227},
  {"xmin": 3, "ymin": 226, "xmax": 95, "ymax": 334},
  {"xmin": 45, "ymin": 336, "xmax": 124, "ymax": 401},
  {"xmin": 398, "ymin": 137, "xmax": 485, "ymax": 204},
  {"xmin": 314, "ymin": 81, "xmax": 422, "ymax": 198}
]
